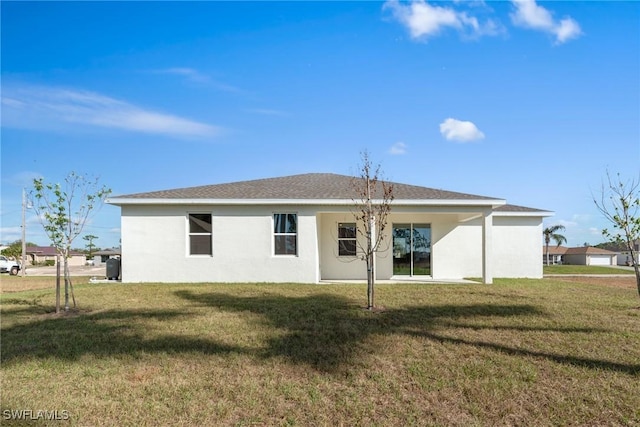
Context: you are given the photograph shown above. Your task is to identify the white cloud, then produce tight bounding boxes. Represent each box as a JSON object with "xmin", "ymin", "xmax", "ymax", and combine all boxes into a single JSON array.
[
  {"xmin": 557, "ymin": 218, "xmax": 578, "ymax": 228},
  {"xmin": 588, "ymin": 227, "xmax": 601, "ymax": 236},
  {"xmin": 3, "ymin": 171, "xmax": 43, "ymax": 188},
  {"xmin": 383, "ymin": 0, "xmax": 502, "ymax": 40},
  {"xmin": 159, "ymin": 67, "xmax": 210, "ymax": 83},
  {"xmin": 389, "ymin": 142, "xmax": 408, "ymax": 155},
  {"xmin": 439, "ymin": 118, "xmax": 485, "ymax": 142},
  {"xmin": 245, "ymin": 108, "xmax": 289, "ymax": 117},
  {"xmin": 154, "ymin": 67, "xmax": 242, "ymax": 93},
  {"xmin": 1, "ymin": 84, "xmax": 220, "ymax": 139},
  {"xmin": 0, "ymin": 226, "xmax": 22, "ymax": 236},
  {"xmin": 510, "ymin": 0, "xmax": 582, "ymax": 44},
  {"xmin": 548, "ymin": 215, "xmax": 607, "ymax": 246}
]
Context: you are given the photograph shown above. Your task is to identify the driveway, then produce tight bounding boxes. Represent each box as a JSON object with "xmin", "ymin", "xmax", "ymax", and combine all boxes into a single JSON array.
[{"xmin": 22, "ymin": 264, "xmax": 109, "ymax": 277}]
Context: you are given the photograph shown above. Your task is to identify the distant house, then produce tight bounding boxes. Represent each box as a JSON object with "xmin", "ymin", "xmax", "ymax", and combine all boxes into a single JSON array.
[
  {"xmin": 92, "ymin": 248, "xmax": 121, "ymax": 266},
  {"xmin": 542, "ymin": 245, "xmax": 568, "ymax": 265},
  {"xmin": 617, "ymin": 240, "xmax": 640, "ymax": 266},
  {"xmin": 107, "ymin": 173, "xmax": 553, "ymax": 284},
  {"xmin": 26, "ymin": 246, "xmax": 86, "ymax": 266},
  {"xmin": 563, "ymin": 246, "xmax": 617, "ymax": 266}
]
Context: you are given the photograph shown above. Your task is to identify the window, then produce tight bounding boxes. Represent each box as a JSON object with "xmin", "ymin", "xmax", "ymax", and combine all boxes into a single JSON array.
[
  {"xmin": 274, "ymin": 213, "xmax": 297, "ymax": 255},
  {"xmin": 189, "ymin": 213, "xmax": 212, "ymax": 255},
  {"xmin": 338, "ymin": 222, "xmax": 357, "ymax": 256}
]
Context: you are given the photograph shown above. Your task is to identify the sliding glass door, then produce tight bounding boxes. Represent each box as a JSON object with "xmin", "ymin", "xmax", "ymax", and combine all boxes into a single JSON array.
[{"xmin": 393, "ymin": 224, "xmax": 431, "ymax": 276}]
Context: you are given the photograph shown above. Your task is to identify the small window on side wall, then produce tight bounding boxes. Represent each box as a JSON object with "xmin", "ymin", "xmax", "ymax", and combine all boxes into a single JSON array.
[
  {"xmin": 338, "ymin": 222, "xmax": 357, "ymax": 256},
  {"xmin": 189, "ymin": 213, "xmax": 212, "ymax": 255},
  {"xmin": 274, "ymin": 213, "xmax": 297, "ymax": 255}
]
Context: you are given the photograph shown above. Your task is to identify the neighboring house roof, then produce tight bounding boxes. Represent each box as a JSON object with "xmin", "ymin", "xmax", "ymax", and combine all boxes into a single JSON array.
[
  {"xmin": 26, "ymin": 246, "xmax": 85, "ymax": 256},
  {"xmin": 564, "ymin": 246, "xmax": 618, "ymax": 255},
  {"xmin": 108, "ymin": 173, "xmax": 551, "ymax": 214},
  {"xmin": 543, "ymin": 245, "xmax": 568, "ymax": 255},
  {"xmin": 94, "ymin": 248, "xmax": 121, "ymax": 256}
]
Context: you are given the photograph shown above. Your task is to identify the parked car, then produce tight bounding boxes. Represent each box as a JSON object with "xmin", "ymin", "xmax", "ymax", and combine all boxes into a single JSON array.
[{"xmin": 0, "ymin": 255, "xmax": 21, "ymax": 275}]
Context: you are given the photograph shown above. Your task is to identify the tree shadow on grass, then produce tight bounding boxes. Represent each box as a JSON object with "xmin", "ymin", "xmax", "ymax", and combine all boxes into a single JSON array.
[
  {"xmin": 175, "ymin": 290, "xmax": 639, "ymax": 375},
  {"xmin": 0, "ymin": 308, "xmax": 243, "ymax": 365},
  {"xmin": 407, "ymin": 330, "xmax": 640, "ymax": 375},
  {"xmin": 2, "ymin": 291, "xmax": 637, "ymax": 376}
]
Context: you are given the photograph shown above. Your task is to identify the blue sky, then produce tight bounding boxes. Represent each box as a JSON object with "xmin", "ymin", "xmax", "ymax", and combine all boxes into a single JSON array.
[{"xmin": 1, "ymin": 1, "xmax": 639, "ymax": 250}]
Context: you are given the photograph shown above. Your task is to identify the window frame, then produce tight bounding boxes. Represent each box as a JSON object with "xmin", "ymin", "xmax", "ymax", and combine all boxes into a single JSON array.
[
  {"xmin": 338, "ymin": 222, "xmax": 357, "ymax": 257},
  {"xmin": 273, "ymin": 213, "xmax": 298, "ymax": 256},
  {"xmin": 187, "ymin": 212, "xmax": 213, "ymax": 256}
]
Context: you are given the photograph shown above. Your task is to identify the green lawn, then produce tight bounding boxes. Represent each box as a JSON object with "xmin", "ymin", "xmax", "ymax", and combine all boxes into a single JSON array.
[
  {"xmin": 1, "ymin": 279, "xmax": 639, "ymax": 426},
  {"xmin": 543, "ymin": 264, "xmax": 635, "ymax": 275}
]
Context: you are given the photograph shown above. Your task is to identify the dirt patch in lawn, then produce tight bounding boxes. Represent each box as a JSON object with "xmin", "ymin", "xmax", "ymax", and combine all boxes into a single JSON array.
[{"xmin": 552, "ymin": 275, "xmax": 638, "ymax": 290}]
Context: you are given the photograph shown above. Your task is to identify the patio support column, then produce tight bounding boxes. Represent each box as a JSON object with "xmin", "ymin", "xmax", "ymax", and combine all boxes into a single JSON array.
[
  {"xmin": 482, "ymin": 210, "xmax": 493, "ymax": 284},
  {"xmin": 314, "ymin": 213, "xmax": 321, "ymax": 283}
]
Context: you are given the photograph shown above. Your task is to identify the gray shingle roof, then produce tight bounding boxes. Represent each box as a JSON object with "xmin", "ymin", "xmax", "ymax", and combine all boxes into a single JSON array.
[
  {"xmin": 112, "ymin": 173, "xmax": 500, "ymax": 201},
  {"xmin": 565, "ymin": 246, "xmax": 618, "ymax": 255},
  {"xmin": 494, "ymin": 204, "xmax": 550, "ymax": 213}
]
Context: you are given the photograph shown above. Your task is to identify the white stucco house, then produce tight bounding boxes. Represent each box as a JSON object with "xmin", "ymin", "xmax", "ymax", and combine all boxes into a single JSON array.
[{"xmin": 106, "ymin": 173, "xmax": 553, "ymax": 284}]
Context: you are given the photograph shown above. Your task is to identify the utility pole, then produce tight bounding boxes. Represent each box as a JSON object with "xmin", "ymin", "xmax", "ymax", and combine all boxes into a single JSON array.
[{"xmin": 21, "ymin": 188, "xmax": 27, "ymax": 278}]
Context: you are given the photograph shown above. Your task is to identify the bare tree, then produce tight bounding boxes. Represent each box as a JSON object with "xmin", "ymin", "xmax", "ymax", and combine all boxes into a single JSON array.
[
  {"xmin": 351, "ymin": 151, "xmax": 394, "ymax": 310},
  {"xmin": 32, "ymin": 172, "xmax": 111, "ymax": 313},
  {"xmin": 593, "ymin": 171, "xmax": 640, "ymax": 298}
]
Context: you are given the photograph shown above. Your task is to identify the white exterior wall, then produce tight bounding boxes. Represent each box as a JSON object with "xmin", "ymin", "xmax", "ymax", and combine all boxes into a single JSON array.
[
  {"xmin": 618, "ymin": 253, "xmax": 639, "ymax": 265},
  {"xmin": 318, "ymin": 213, "xmax": 368, "ymax": 280},
  {"xmin": 118, "ymin": 204, "xmax": 546, "ymax": 283},
  {"xmin": 493, "ymin": 216, "xmax": 544, "ymax": 278},
  {"xmin": 563, "ymin": 254, "xmax": 585, "ymax": 265},
  {"xmin": 318, "ymin": 212, "xmax": 397, "ymax": 281},
  {"xmin": 431, "ymin": 218, "xmax": 483, "ymax": 280},
  {"xmin": 319, "ymin": 213, "xmax": 488, "ymax": 281},
  {"xmin": 120, "ymin": 205, "xmax": 320, "ymax": 283}
]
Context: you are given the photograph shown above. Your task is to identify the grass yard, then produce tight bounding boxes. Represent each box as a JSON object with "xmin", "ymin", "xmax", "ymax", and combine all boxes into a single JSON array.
[
  {"xmin": 543, "ymin": 265, "xmax": 635, "ymax": 275},
  {"xmin": 1, "ymin": 275, "xmax": 94, "ymax": 294},
  {"xmin": 1, "ymin": 277, "xmax": 639, "ymax": 426}
]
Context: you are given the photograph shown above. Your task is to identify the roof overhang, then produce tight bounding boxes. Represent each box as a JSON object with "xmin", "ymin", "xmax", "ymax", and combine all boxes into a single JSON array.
[
  {"xmin": 106, "ymin": 197, "xmax": 507, "ymax": 208},
  {"xmin": 493, "ymin": 210, "xmax": 555, "ymax": 217}
]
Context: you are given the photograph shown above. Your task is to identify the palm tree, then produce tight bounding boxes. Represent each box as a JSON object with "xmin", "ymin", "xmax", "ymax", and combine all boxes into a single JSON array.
[{"xmin": 543, "ymin": 225, "xmax": 567, "ymax": 266}]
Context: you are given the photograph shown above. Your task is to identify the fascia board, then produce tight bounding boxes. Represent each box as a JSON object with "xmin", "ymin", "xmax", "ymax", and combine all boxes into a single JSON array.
[{"xmin": 493, "ymin": 210, "xmax": 555, "ymax": 217}]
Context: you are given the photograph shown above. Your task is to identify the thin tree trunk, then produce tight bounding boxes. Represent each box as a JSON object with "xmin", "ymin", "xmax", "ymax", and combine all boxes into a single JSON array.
[
  {"xmin": 69, "ymin": 276, "xmax": 76, "ymax": 308},
  {"xmin": 369, "ymin": 253, "xmax": 375, "ymax": 310},
  {"xmin": 629, "ymin": 245, "xmax": 640, "ymax": 298},
  {"xmin": 56, "ymin": 255, "xmax": 61, "ymax": 314},
  {"xmin": 545, "ymin": 242, "xmax": 549, "ymax": 266},
  {"xmin": 64, "ymin": 256, "xmax": 69, "ymax": 312},
  {"xmin": 366, "ymin": 255, "xmax": 372, "ymax": 310},
  {"xmin": 370, "ymin": 215, "xmax": 376, "ymax": 310},
  {"xmin": 63, "ymin": 259, "xmax": 77, "ymax": 310},
  {"xmin": 367, "ymin": 197, "xmax": 374, "ymax": 310}
]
